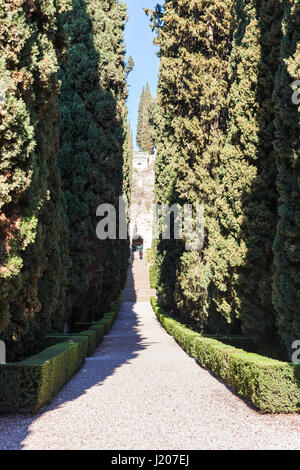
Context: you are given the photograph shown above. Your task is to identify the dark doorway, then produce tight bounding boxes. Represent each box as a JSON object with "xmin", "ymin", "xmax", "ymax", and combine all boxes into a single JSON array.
[{"xmin": 132, "ymin": 236, "xmax": 144, "ymax": 252}]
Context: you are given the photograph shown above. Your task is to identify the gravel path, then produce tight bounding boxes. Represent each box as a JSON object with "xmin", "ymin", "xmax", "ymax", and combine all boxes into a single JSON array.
[{"xmin": 0, "ymin": 259, "xmax": 300, "ymax": 450}]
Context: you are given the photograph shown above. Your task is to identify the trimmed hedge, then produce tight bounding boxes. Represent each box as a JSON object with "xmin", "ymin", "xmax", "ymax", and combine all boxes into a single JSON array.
[
  {"xmin": 74, "ymin": 310, "xmax": 119, "ymax": 339},
  {"xmin": 205, "ymin": 335, "xmax": 257, "ymax": 354},
  {"xmin": 146, "ymin": 249, "xmax": 153, "ymax": 263},
  {"xmin": 0, "ymin": 336, "xmax": 88, "ymax": 414},
  {"xmin": 149, "ymin": 266, "xmax": 157, "ymax": 290},
  {"xmin": 75, "ymin": 330, "xmax": 99, "ymax": 356},
  {"xmin": 0, "ymin": 298, "xmax": 121, "ymax": 414},
  {"xmin": 150, "ymin": 297, "xmax": 300, "ymax": 414},
  {"xmin": 45, "ymin": 335, "xmax": 71, "ymax": 348}
]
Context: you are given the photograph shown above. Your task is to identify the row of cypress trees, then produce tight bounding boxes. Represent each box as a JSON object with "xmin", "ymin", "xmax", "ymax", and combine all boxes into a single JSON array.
[
  {"xmin": 149, "ymin": 0, "xmax": 300, "ymax": 360},
  {"xmin": 0, "ymin": 0, "xmax": 131, "ymax": 361}
]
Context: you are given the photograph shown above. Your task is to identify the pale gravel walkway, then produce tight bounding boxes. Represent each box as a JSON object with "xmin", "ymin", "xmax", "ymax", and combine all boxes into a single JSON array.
[{"xmin": 1, "ymin": 259, "xmax": 300, "ymax": 450}]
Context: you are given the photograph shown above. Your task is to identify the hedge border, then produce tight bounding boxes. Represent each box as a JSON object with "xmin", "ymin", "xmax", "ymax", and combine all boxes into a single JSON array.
[
  {"xmin": 150, "ymin": 297, "xmax": 300, "ymax": 414},
  {"xmin": 0, "ymin": 336, "xmax": 88, "ymax": 414},
  {"xmin": 0, "ymin": 296, "xmax": 121, "ymax": 414},
  {"xmin": 73, "ymin": 311, "xmax": 118, "ymax": 353},
  {"xmin": 149, "ymin": 266, "xmax": 157, "ymax": 289}
]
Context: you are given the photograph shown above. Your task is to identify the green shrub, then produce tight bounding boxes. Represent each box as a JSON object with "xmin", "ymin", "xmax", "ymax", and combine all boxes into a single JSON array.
[
  {"xmin": 89, "ymin": 324, "xmax": 106, "ymax": 344},
  {"xmin": 205, "ymin": 335, "xmax": 257, "ymax": 353},
  {"xmin": 45, "ymin": 335, "xmax": 71, "ymax": 348},
  {"xmin": 0, "ymin": 282, "xmax": 120, "ymax": 414},
  {"xmin": 101, "ymin": 312, "xmax": 118, "ymax": 333},
  {"xmin": 149, "ymin": 266, "xmax": 157, "ymax": 289},
  {"xmin": 150, "ymin": 297, "xmax": 300, "ymax": 413},
  {"xmin": 0, "ymin": 0, "xmax": 72, "ymax": 362},
  {"xmin": 146, "ymin": 249, "xmax": 153, "ymax": 263},
  {"xmin": 272, "ymin": 0, "xmax": 300, "ymax": 358},
  {"xmin": 0, "ymin": 336, "xmax": 88, "ymax": 414},
  {"xmin": 148, "ymin": 0, "xmax": 233, "ymax": 330},
  {"xmin": 74, "ymin": 304, "xmax": 120, "ymax": 344},
  {"xmin": 75, "ymin": 330, "xmax": 98, "ymax": 356},
  {"xmin": 58, "ymin": 0, "xmax": 130, "ymax": 324},
  {"xmin": 75, "ymin": 317, "xmax": 113, "ymax": 354}
]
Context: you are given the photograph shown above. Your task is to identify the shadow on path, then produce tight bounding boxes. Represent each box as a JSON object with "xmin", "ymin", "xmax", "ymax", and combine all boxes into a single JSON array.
[
  {"xmin": 0, "ymin": 301, "xmax": 149, "ymax": 450},
  {"xmin": 122, "ymin": 258, "xmax": 137, "ymax": 302}
]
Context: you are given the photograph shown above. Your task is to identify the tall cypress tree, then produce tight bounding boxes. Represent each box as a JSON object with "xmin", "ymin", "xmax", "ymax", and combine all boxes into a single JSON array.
[
  {"xmin": 272, "ymin": 0, "xmax": 300, "ymax": 359},
  {"xmin": 58, "ymin": 0, "xmax": 130, "ymax": 324},
  {"xmin": 0, "ymin": 0, "xmax": 71, "ymax": 360},
  {"xmin": 207, "ymin": 0, "xmax": 284, "ymax": 355},
  {"xmin": 136, "ymin": 83, "xmax": 155, "ymax": 153},
  {"xmin": 149, "ymin": 0, "xmax": 233, "ymax": 328},
  {"xmin": 141, "ymin": 83, "xmax": 155, "ymax": 154},
  {"xmin": 136, "ymin": 86, "xmax": 145, "ymax": 151},
  {"xmin": 149, "ymin": 0, "xmax": 295, "ymax": 360}
]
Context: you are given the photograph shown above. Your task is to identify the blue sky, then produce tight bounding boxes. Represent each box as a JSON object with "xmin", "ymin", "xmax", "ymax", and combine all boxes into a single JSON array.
[{"xmin": 124, "ymin": 0, "xmax": 160, "ymax": 150}]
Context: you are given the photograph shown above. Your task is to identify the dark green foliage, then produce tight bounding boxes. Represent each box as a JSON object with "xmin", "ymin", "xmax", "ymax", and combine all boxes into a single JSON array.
[
  {"xmin": 136, "ymin": 83, "xmax": 155, "ymax": 153},
  {"xmin": 58, "ymin": 0, "xmax": 130, "ymax": 324},
  {"xmin": 149, "ymin": 0, "xmax": 233, "ymax": 329},
  {"xmin": 73, "ymin": 296, "xmax": 121, "ymax": 336},
  {"xmin": 0, "ymin": 297, "xmax": 119, "ymax": 414},
  {"xmin": 75, "ymin": 330, "xmax": 99, "ymax": 355},
  {"xmin": 211, "ymin": 0, "xmax": 284, "ymax": 355},
  {"xmin": 88, "ymin": 323, "xmax": 106, "ymax": 344},
  {"xmin": 45, "ymin": 335, "xmax": 71, "ymax": 348},
  {"xmin": 205, "ymin": 335, "xmax": 257, "ymax": 353},
  {"xmin": 149, "ymin": 265, "xmax": 157, "ymax": 289},
  {"xmin": 136, "ymin": 85, "xmax": 145, "ymax": 151},
  {"xmin": 272, "ymin": 0, "xmax": 300, "ymax": 359},
  {"xmin": 0, "ymin": 335, "xmax": 88, "ymax": 414},
  {"xmin": 151, "ymin": 297, "xmax": 300, "ymax": 414},
  {"xmin": 0, "ymin": 0, "xmax": 130, "ymax": 362},
  {"xmin": 0, "ymin": 0, "xmax": 71, "ymax": 361},
  {"xmin": 72, "ymin": 309, "xmax": 119, "ymax": 349},
  {"xmin": 150, "ymin": 0, "xmax": 300, "ymax": 360}
]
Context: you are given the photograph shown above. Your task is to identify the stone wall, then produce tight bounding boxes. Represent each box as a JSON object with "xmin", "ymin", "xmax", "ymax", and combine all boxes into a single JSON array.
[{"xmin": 130, "ymin": 160, "xmax": 155, "ymax": 250}]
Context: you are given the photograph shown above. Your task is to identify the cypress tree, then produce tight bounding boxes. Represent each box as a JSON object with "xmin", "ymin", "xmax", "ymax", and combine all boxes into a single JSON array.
[
  {"xmin": 58, "ymin": 0, "xmax": 130, "ymax": 323},
  {"xmin": 141, "ymin": 83, "xmax": 155, "ymax": 154},
  {"xmin": 272, "ymin": 0, "xmax": 300, "ymax": 359},
  {"xmin": 150, "ymin": 0, "xmax": 292, "ymax": 359},
  {"xmin": 207, "ymin": 0, "xmax": 284, "ymax": 355},
  {"xmin": 149, "ymin": 0, "xmax": 233, "ymax": 328},
  {"xmin": 136, "ymin": 83, "xmax": 155, "ymax": 153},
  {"xmin": 0, "ymin": 0, "xmax": 71, "ymax": 360},
  {"xmin": 136, "ymin": 86, "xmax": 145, "ymax": 151}
]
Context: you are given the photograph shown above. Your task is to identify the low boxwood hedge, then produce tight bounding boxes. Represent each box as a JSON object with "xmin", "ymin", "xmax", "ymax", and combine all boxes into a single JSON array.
[
  {"xmin": 75, "ymin": 330, "xmax": 99, "ymax": 356},
  {"xmin": 205, "ymin": 335, "xmax": 257, "ymax": 353},
  {"xmin": 0, "ymin": 297, "xmax": 122, "ymax": 414},
  {"xmin": 45, "ymin": 334, "xmax": 71, "ymax": 348},
  {"xmin": 0, "ymin": 336, "xmax": 88, "ymax": 414},
  {"xmin": 149, "ymin": 266, "xmax": 157, "ymax": 289},
  {"xmin": 74, "ymin": 312, "xmax": 118, "ymax": 338},
  {"xmin": 150, "ymin": 297, "xmax": 300, "ymax": 414},
  {"xmin": 146, "ymin": 248, "xmax": 153, "ymax": 263}
]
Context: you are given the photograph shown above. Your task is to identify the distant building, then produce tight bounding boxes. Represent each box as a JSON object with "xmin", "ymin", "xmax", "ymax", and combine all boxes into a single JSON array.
[
  {"xmin": 130, "ymin": 151, "xmax": 155, "ymax": 251},
  {"xmin": 130, "ymin": 213, "xmax": 154, "ymax": 251},
  {"xmin": 132, "ymin": 151, "xmax": 155, "ymax": 170}
]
